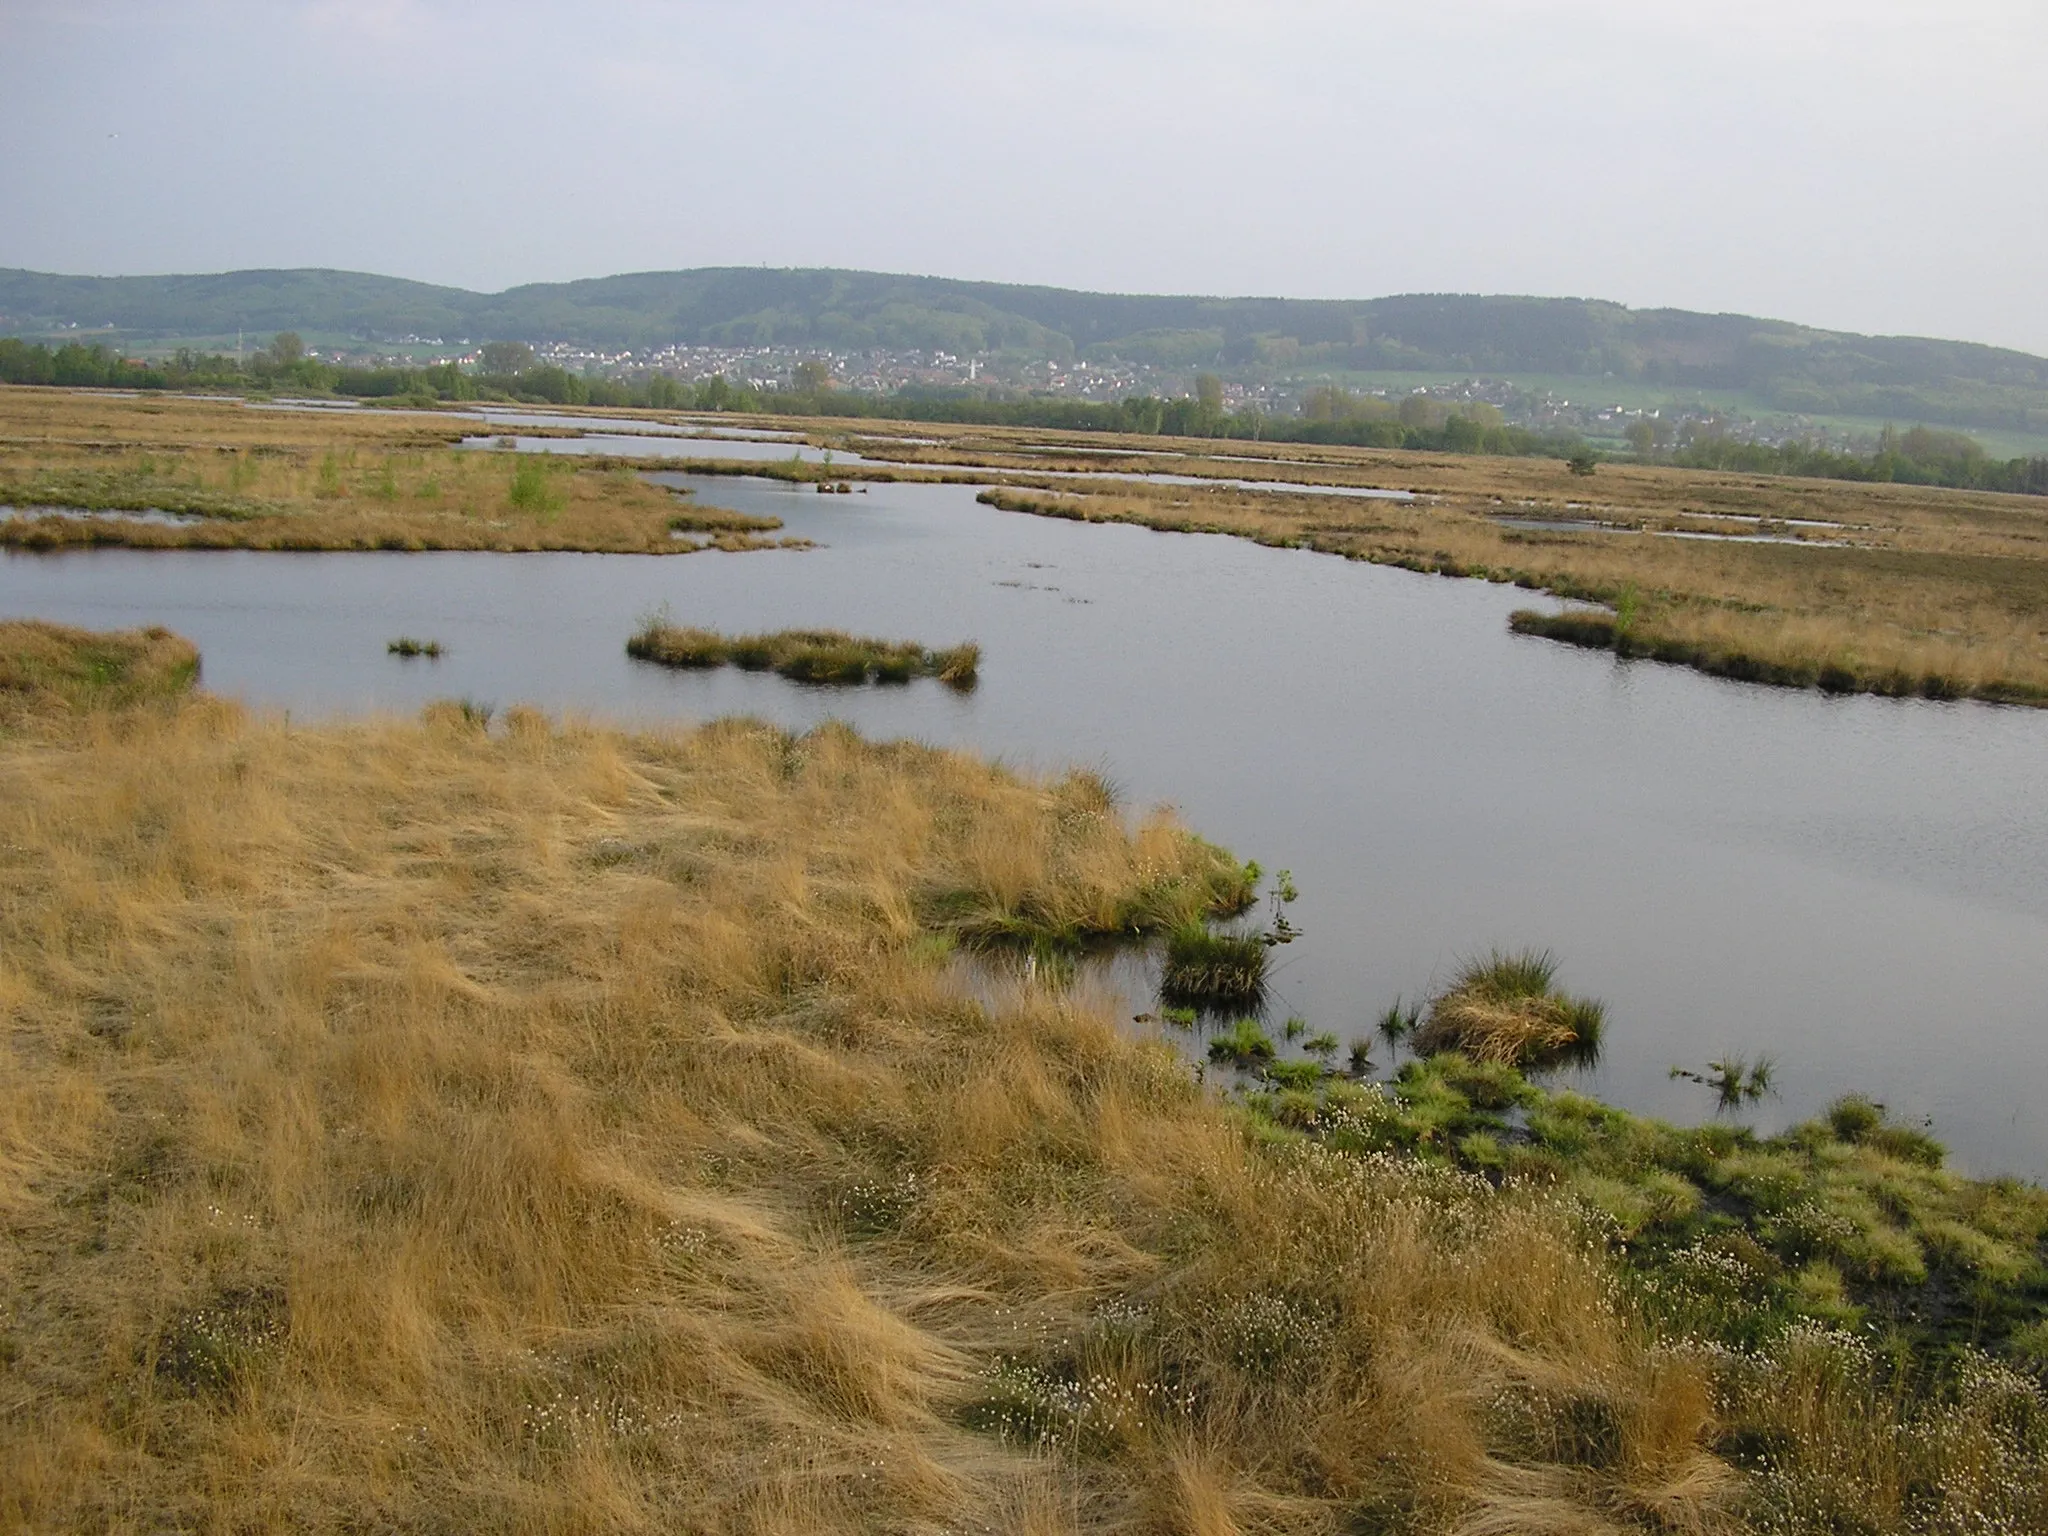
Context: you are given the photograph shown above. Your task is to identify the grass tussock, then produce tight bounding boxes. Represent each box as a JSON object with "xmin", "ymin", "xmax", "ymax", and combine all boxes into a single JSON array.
[
  {"xmin": 1160, "ymin": 924, "xmax": 1270, "ymax": 1011},
  {"xmin": 1412, "ymin": 948, "xmax": 1606, "ymax": 1068},
  {"xmin": 1, "ymin": 632, "xmax": 2043, "ymax": 1533},
  {"xmin": 385, "ymin": 636, "xmax": 444, "ymax": 658},
  {"xmin": 627, "ymin": 621, "xmax": 981, "ymax": 689},
  {"xmin": 0, "ymin": 617, "xmax": 198, "ymax": 718},
  {"xmin": 0, "ymin": 388, "xmax": 797, "ymax": 555}
]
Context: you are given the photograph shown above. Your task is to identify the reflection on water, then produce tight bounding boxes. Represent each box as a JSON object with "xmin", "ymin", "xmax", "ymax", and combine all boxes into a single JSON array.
[{"xmin": 4, "ymin": 473, "xmax": 2047, "ymax": 1173}]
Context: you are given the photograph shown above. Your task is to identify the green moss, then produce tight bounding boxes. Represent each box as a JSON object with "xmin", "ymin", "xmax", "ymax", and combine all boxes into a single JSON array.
[{"xmin": 1238, "ymin": 1050, "xmax": 2048, "ymax": 1370}]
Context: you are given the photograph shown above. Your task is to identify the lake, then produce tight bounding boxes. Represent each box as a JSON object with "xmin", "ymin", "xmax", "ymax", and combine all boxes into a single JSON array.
[{"xmin": 5, "ymin": 470, "xmax": 2045, "ymax": 1174}]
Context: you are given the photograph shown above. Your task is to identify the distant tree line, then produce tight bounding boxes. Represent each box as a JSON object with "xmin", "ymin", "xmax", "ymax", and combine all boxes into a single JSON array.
[
  {"xmin": 1661, "ymin": 425, "xmax": 2048, "ymax": 497},
  {"xmin": 3, "ymin": 335, "xmax": 2042, "ymax": 493}
]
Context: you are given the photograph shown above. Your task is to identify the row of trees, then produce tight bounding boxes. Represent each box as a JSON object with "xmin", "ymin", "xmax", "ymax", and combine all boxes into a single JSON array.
[
  {"xmin": 1661, "ymin": 424, "xmax": 2048, "ymax": 497},
  {"xmin": 0, "ymin": 337, "xmax": 1577, "ymax": 459}
]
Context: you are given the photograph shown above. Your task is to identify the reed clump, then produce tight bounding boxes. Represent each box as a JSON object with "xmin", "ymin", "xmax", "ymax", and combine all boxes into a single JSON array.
[
  {"xmin": 1159, "ymin": 923, "xmax": 1270, "ymax": 1010},
  {"xmin": 385, "ymin": 636, "xmax": 444, "ymax": 658},
  {"xmin": 1411, "ymin": 947, "xmax": 1606, "ymax": 1068},
  {"xmin": 627, "ymin": 621, "xmax": 981, "ymax": 689}
]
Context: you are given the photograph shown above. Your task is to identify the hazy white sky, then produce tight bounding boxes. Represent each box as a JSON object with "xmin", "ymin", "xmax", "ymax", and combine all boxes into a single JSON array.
[{"xmin": 3, "ymin": 0, "xmax": 2044, "ymax": 352}]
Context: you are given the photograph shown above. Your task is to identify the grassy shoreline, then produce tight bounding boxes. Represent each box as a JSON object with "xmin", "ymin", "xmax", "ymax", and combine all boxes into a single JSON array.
[{"xmin": 1, "ymin": 622, "xmax": 2042, "ymax": 1533}]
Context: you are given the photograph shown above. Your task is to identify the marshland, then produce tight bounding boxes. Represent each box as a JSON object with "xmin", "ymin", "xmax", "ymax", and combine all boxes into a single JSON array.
[
  {"xmin": 12, "ymin": 446, "xmax": 2048, "ymax": 1171},
  {"xmin": 5, "ymin": 384, "xmax": 2048, "ymax": 1531},
  {"xmin": 2, "ymin": 618, "xmax": 2046, "ymax": 1535}
]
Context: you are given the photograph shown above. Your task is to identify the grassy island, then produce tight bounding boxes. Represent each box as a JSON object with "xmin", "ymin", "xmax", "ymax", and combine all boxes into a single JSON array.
[
  {"xmin": 1, "ymin": 622, "xmax": 2043, "ymax": 1534},
  {"xmin": 627, "ymin": 621, "xmax": 981, "ymax": 689},
  {"xmin": 0, "ymin": 390, "xmax": 798, "ymax": 555}
]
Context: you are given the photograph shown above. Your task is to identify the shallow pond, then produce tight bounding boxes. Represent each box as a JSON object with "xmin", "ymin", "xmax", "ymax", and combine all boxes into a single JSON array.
[{"xmin": 5, "ymin": 474, "xmax": 2046, "ymax": 1174}]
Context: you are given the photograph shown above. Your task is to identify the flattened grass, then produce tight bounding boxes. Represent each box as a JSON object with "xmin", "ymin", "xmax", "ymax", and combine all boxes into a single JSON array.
[{"xmin": 627, "ymin": 621, "xmax": 981, "ymax": 689}]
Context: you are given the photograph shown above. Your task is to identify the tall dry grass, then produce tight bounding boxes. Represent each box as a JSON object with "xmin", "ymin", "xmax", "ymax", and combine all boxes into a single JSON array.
[{"xmin": 0, "ymin": 689, "xmax": 1760, "ymax": 1534}]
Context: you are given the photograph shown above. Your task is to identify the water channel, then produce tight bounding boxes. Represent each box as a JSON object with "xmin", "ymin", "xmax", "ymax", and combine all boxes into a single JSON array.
[{"xmin": 5, "ymin": 469, "xmax": 2045, "ymax": 1174}]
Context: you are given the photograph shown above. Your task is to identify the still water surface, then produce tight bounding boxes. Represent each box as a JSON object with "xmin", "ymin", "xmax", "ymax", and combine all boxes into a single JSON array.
[{"xmin": 5, "ymin": 474, "xmax": 2045, "ymax": 1173}]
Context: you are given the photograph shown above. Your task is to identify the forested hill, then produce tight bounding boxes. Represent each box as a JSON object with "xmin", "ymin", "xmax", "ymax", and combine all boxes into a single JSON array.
[{"xmin": 5, "ymin": 265, "xmax": 2045, "ymax": 430}]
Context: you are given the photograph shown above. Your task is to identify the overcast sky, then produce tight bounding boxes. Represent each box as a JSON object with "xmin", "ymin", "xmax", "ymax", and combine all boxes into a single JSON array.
[{"xmin": 3, "ymin": 0, "xmax": 2044, "ymax": 353}]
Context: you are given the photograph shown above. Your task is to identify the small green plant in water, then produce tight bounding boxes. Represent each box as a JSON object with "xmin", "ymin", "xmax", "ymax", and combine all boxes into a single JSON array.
[
  {"xmin": 387, "ymin": 637, "xmax": 443, "ymax": 659},
  {"xmin": 1377, "ymin": 996, "xmax": 1424, "ymax": 1059},
  {"xmin": 1670, "ymin": 1054, "xmax": 1775, "ymax": 1110},
  {"xmin": 1206, "ymin": 1019, "xmax": 1276, "ymax": 1069}
]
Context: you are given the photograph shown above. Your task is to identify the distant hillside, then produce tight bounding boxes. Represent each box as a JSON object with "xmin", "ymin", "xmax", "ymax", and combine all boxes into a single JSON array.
[{"xmin": 4, "ymin": 265, "xmax": 2045, "ymax": 433}]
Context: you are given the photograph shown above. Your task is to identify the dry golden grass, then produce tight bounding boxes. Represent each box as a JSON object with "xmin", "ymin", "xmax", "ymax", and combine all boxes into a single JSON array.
[
  {"xmin": 0, "ymin": 389, "xmax": 793, "ymax": 554},
  {"xmin": 0, "ymin": 619, "xmax": 198, "ymax": 719},
  {"xmin": 0, "ymin": 671, "xmax": 1759, "ymax": 1534}
]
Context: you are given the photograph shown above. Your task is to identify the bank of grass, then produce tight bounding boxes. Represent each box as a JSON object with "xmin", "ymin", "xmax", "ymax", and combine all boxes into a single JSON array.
[
  {"xmin": 1509, "ymin": 605, "xmax": 2048, "ymax": 703},
  {"xmin": 627, "ymin": 620, "xmax": 981, "ymax": 689},
  {"xmin": 0, "ymin": 617, "xmax": 198, "ymax": 718},
  {"xmin": 0, "ymin": 388, "xmax": 795, "ymax": 554},
  {"xmin": 1, "ymin": 638, "xmax": 2044, "ymax": 1531}
]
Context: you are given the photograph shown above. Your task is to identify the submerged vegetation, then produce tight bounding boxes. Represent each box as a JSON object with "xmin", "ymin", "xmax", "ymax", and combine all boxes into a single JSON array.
[
  {"xmin": 626, "ymin": 619, "xmax": 981, "ymax": 689},
  {"xmin": 0, "ymin": 626, "xmax": 2043, "ymax": 1532}
]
